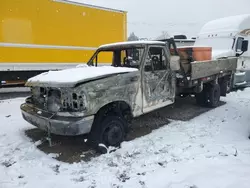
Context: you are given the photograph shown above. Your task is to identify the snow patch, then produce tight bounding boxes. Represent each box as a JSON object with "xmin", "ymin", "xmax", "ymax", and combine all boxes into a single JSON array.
[
  {"xmin": 26, "ymin": 66, "xmax": 138, "ymax": 86},
  {"xmin": 1, "ymin": 89, "xmax": 250, "ymax": 187},
  {"xmin": 48, "ymin": 153, "xmax": 60, "ymax": 159}
]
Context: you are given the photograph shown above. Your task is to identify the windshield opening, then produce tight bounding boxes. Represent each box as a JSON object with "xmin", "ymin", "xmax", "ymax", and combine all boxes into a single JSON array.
[
  {"xmin": 236, "ymin": 37, "xmax": 244, "ymax": 52},
  {"xmin": 87, "ymin": 47, "xmax": 145, "ymax": 69}
]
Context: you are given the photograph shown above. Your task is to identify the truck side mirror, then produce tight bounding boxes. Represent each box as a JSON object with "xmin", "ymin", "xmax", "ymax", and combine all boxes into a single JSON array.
[
  {"xmin": 170, "ymin": 56, "xmax": 181, "ymax": 71},
  {"xmin": 241, "ymin": 40, "xmax": 248, "ymax": 52}
]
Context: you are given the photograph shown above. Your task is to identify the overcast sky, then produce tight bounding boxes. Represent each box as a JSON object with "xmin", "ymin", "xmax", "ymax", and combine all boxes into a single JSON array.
[{"xmin": 75, "ymin": 0, "xmax": 250, "ymax": 39}]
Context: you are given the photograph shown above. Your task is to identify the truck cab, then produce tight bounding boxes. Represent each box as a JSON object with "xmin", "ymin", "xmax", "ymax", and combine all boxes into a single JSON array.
[
  {"xmin": 194, "ymin": 14, "xmax": 250, "ymax": 89},
  {"xmin": 87, "ymin": 41, "xmax": 177, "ymax": 114}
]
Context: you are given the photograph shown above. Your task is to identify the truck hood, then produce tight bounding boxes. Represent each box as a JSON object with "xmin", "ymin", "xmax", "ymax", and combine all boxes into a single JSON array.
[
  {"xmin": 25, "ymin": 65, "xmax": 139, "ymax": 87},
  {"xmin": 212, "ymin": 49, "xmax": 235, "ymax": 59}
]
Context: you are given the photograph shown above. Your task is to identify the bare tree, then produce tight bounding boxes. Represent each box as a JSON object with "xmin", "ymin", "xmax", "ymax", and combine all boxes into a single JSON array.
[
  {"xmin": 155, "ymin": 31, "xmax": 170, "ymax": 40},
  {"xmin": 128, "ymin": 32, "xmax": 139, "ymax": 41}
]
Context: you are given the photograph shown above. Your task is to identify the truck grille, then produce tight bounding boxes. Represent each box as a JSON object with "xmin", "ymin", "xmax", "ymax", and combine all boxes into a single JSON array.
[
  {"xmin": 30, "ymin": 87, "xmax": 62, "ymax": 112},
  {"xmin": 30, "ymin": 87, "xmax": 46, "ymax": 109},
  {"xmin": 30, "ymin": 87, "xmax": 86, "ymax": 112}
]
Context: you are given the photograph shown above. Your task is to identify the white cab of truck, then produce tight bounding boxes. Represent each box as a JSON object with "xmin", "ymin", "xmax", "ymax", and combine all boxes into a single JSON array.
[{"xmin": 194, "ymin": 14, "xmax": 250, "ymax": 88}]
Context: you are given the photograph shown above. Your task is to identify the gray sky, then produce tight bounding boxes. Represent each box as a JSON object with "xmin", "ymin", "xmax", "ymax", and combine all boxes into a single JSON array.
[{"xmin": 75, "ymin": 0, "xmax": 250, "ymax": 39}]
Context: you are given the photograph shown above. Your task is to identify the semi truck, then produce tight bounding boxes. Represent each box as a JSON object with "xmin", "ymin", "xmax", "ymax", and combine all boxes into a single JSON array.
[
  {"xmin": 172, "ymin": 35, "xmax": 196, "ymax": 47},
  {"xmin": 0, "ymin": 0, "xmax": 127, "ymax": 87},
  {"xmin": 194, "ymin": 14, "xmax": 250, "ymax": 90},
  {"xmin": 155, "ymin": 34, "xmax": 196, "ymax": 47},
  {"xmin": 20, "ymin": 39, "xmax": 239, "ymax": 153}
]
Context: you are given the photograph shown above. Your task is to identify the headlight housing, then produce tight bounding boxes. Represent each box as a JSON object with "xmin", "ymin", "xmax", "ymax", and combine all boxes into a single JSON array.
[
  {"xmin": 71, "ymin": 92, "xmax": 87, "ymax": 111},
  {"xmin": 61, "ymin": 89, "xmax": 87, "ymax": 112}
]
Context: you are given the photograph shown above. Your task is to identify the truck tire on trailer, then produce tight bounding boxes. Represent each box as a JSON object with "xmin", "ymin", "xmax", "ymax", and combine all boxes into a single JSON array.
[{"xmin": 88, "ymin": 115, "xmax": 127, "ymax": 153}]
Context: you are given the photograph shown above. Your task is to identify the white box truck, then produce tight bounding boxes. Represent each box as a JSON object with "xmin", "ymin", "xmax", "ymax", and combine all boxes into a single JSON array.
[{"xmin": 194, "ymin": 14, "xmax": 250, "ymax": 89}]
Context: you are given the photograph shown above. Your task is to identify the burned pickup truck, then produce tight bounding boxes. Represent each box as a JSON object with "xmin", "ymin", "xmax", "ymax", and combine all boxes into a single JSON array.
[{"xmin": 20, "ymin": 40, "xmax": 237, "ymax": 151}]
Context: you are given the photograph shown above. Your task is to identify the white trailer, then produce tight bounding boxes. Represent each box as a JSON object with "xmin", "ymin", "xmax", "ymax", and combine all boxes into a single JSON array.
[{"xmin": 194, "ymin": 14, "xmax": 250, "ymax": 89}]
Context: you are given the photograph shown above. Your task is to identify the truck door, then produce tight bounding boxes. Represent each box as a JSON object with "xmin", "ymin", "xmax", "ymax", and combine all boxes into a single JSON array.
[
  {"xmin": 142, "ymin": 45, "xmax": 175, "ymax": 114},
  {"xmin": 235, "ymin": 37, "xmax": 249, "ymax": 85}
]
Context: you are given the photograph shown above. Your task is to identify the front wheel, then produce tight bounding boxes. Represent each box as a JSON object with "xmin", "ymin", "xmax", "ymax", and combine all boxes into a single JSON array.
[{"xmin": 88, "ymin": 115, "xmax": 126, "ymax": 153}]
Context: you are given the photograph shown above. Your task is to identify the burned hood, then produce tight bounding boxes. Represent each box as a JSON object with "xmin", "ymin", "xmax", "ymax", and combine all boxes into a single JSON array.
[{"xmin": 25, "ymin": 65, "xmax": 139, "ymax": 87}]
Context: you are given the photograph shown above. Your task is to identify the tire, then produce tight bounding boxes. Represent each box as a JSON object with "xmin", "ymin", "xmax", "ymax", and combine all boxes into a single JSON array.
[
  {"xmin": 195, "ymin": 87, "xmax": 209, "ymax": 107},
  {"xmin": 207, "ymin": 84, "xmax": 221, "ymax": 108},
  {"xmin": 219, "ymin": 78, "xmax": 228, "ymax": 97},
  {"xmin": 88, "ymin": 115, "xmax": 126, "ymax": 153},
  {"xmin": 227, "ymin": 75, "xmax": 234, "ymax": 93}
]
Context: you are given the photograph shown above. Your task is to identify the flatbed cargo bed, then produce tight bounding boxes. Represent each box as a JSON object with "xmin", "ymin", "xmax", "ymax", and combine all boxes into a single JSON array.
[
  {"xmin": 175, "ymin": 57, "xmax": 237, "ymax": 95},
  {"xmin": 157, "ymin": 38, "xmax": 237, "ymax": 91},
  {"xmin": 190, "ymin": 57, "xmax": 237, "ymax": 80}
]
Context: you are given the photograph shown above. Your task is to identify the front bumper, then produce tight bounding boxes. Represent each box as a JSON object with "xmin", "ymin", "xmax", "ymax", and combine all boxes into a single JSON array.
[
  {"xmin": 20, "ymin": 103, "xmax": 94, "ymax": 136},
  {"xmin": 233, "ymin": 71, "xmax": 247, "ymax": 87}
]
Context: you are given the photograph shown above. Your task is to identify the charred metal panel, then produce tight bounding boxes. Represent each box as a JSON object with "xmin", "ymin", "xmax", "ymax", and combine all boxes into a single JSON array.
[
  {"xmin": 141, "ymin": 44, "xmax": 176, "ymax": 111},
  {"xmin": 21, "ymin": 103, "xmax": 94, "ymax": 136},
  {"xmin": 142, "ymin": 70, "xmax": 175, "ymax": 109},
  {"xmin": 191, "ymin": 57, "xmax": 237, "ymax": 80},
  {"xmin": 28, "ymin": 71, "xmax": 142, "ymax": 116},
  {"xmin": 73, "ymin": 71, "xmax": 142, "ymax": 117},
  {"xmin": 30, "ymin": 86, "xmax": 46, "ymax": 108},
  {"xmin": 30, "ymin": 86, "xmax": 77, "ymax": 113}
]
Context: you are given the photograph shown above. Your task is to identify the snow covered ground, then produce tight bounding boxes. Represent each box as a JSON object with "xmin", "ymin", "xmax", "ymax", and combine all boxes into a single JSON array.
[{"xmin": 1, "ymin": 89, "xmax": 250, "ymax": 188}]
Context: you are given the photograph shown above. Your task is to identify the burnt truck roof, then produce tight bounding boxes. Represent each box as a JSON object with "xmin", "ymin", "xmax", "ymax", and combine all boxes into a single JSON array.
[{"xmin": 98, "ymin": 41, "xmax": 166, "ymax": 50}]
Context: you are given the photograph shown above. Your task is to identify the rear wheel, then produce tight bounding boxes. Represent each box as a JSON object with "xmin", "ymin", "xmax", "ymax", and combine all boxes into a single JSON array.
[
  {"xmin": 207, "ymin": 84, "xmax": 221, "ymax": 108},
  {"xmin": 195, "ymin": 84, "xmax": 221, "ymax": 108},
  {"xmin": 219, "ymin": 77, "xmax": 229, "ymax": 97},
  {"xmin": 195, "ymin": 86, "xmax": 209, "ymax": 106},
  {"xmin": 227, "ymin": 75, "xmax": 234, "ymax": 93}
]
